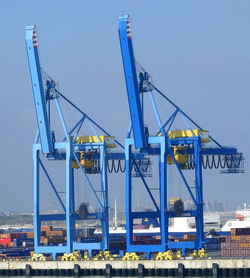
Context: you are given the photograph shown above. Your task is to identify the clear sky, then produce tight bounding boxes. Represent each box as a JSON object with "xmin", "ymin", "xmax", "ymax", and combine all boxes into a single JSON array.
[{"xmin": 0, "ymin": 1, "xmax": 249, "ymax": 212}]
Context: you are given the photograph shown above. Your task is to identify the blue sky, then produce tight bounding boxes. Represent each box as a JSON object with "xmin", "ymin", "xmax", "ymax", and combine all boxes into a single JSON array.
[{"xmin": 0, "ymin": 1, "xmax": 249, "ymax": 212}]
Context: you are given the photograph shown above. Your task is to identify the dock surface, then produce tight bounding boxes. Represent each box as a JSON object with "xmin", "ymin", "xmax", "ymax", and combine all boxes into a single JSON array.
[{"xmin": 0, "ymin": 259, "xmax": 250, "ymax": 276}]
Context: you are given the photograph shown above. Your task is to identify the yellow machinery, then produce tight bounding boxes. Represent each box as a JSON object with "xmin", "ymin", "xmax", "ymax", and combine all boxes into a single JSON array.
[
  {"xmin": 93, "ymin": 250, "xmax": 118, "ymax": 261},
  {"xmin": 72, "ymin": 152, "xmax": 94, "ymax": 169},
  {"xmin": 198, "ymin": 248, "xmax": 208, "ymax": 258},
  {"xmin": 191, "ymin": 250, "xmax": 199, "ymax": 258},
  {"xmin": 30, "ymin": 253, "xmax": 47, "ymax": 261},
  {"xmin": 169, "ymin": 197, "xmax": 182, "ymax": 206},
  {"xmin": 75, "ymin": 135, "xmax": 116, "ymax": 148},
  {"xmin": 190, "ymin": 248, "xmax": 208, "ymax": 258},
  {"xmin": 61, "ymin": 251, "xmax": 82, "ymax": 261},
  {"xmin": 168, "ymin": 130, "xmax": 210, "ymax": 143},
  {"xmin": 155, "ymin": 250, "xmax": 183, "ymax": 260},
  {"xmin": 122, "ymin": 252, "xmax": 140, "ymax": 261},
  {"xmin": 167, "ymin": 146, "xmax": 187, "ymax": 166},
  {"xmin": 167, "ymin": 146, "xmax": 188, "ymax": 168},
  {"xmin": 166, "ymin": 130, "xmax": 210, "ymax": 168},
  {"xmin": 72, "ymin": 135, "xmax": 116, "ymax": 169}
]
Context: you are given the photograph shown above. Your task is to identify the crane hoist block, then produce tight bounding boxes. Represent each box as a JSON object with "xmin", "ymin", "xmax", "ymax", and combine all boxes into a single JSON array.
[
  {"xmin": 167, "ymin": 146, "xmax": 188, "ymax": 165},
  {"xmin": 168, "ymin": 129, "xmax": 210, "ymax": 143},
  {"xmin": 72, "ymin": 159, "xmax": 94, "ymax": 169},
  {"xmin": 167, "ymin": 154, "xmax": 187, "ymax": 165},
  {"xmin": 75, "ymin": 135, "xmax": 116, "ymax": 148},
  {"xmin": 169, "ymin": 197, "xmax": 182, "ymax": 205},
  {"xmin": 72, "ymin": 151, "xmax": 95, "ymax": 170}
]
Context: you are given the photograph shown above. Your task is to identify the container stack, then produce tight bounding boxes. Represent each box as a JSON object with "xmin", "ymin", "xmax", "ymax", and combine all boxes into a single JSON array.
[
  {"xmin": 40, "ymin": 226, "xmax": 66, "ymax": 246},
  {"xmin": 0, "ymin": 226, "xmax": 67, "ymax": 248},
  {"xmin": 0, "ymin": 233, "xmax": 22, "ymax": 248},
  {"xmin": 221, "ymin": 228, "xmax": 250, "ymax": 257}
]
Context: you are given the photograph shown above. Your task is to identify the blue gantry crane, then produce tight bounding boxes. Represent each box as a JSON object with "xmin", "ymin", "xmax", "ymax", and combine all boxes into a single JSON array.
[
  {"xmin": 25, "ymin": 25, "xmax": 130, "ymax": 259},
  {"xmin": 118, "ymin": 15, "xmax": 244, "ymax": 257},
  {"xmin": 25, "ymin": 19, "xmax": 243, "ymax": 260},
  {"xmin": 25, "ymin": 25, "xmax": 152, "ymax": 259}
]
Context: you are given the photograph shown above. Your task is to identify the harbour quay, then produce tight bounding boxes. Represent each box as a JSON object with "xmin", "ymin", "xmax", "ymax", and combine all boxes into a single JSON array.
[{"xmin": 1, "ymin": 259, "xmax": 250, "ymax": 277}]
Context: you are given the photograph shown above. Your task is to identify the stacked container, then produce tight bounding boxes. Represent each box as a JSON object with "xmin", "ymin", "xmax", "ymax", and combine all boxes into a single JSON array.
[{"xmin": 221, "ymin": 228, "xmax": 250, "ymax": 257}]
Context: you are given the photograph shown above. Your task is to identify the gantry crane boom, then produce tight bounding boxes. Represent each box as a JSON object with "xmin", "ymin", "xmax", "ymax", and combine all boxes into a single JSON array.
[
  {"xmin": 119, "ymin": 15, "xmax": 147, "ymax": 149},
  {"xmin": 25, "ymin": 25, "xmax": 53, "ymax": 154}
]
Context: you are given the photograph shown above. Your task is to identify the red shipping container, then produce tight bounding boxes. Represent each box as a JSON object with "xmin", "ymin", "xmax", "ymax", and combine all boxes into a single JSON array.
[{"xmin": 0, "ymin": 238, "xmax": 11, "ymax": 247}]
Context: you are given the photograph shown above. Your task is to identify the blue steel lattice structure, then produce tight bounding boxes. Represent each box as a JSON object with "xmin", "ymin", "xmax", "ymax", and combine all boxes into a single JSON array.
[
  {"xmin": 25, "ymin": 25, "xmax": 121, "ymax": 259},
  {"xmin": 25, "ymin": 20, "xmax": 244, "ymax": 260},
  {"xmin": 118, "ymin": 15, "xmax": 243, "ymax": 257}
]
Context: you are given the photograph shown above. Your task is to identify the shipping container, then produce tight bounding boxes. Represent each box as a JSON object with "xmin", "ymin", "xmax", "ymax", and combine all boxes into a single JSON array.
[
  {"xmin": 45, "ymin": 230, "xmax": 66, "ymax": 237},
  {"xmin": 41, "ymin": 226, "xmax": 53, "ymax": 232},
  {"xmin": 0, "ymin": 238, "xmax": 11, "ymax": 248},
  {"xmin": 13, "ymin": 238, "xmax": 34, "ymax": 247},
  {"xmin": 221, "ymin": 242, "xmax": 231, "ymax": 250},
  {"xmin": 231, "ymin": 227, "xmax": 250, "ymax": 236},
  {"xmin": 42, "ymin": 237, "xmax": 66, "ymax": 245}
]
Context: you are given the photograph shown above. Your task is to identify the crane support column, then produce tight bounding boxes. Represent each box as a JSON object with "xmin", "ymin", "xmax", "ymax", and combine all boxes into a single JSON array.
[
  {"xmin": 125, "ymin": 140, "xmax": 133, "ymax": 248},
  {"xmin": 65, "ymin": 142, "xmax": 74, "ymax": 252},
  {"xmin": 100, "ymin": 143, "xmax": 109, "ymax": 250},
  {"xmin": 194, "ymin": 138, "xmax": 204, "ymax": 249},
  {"xmin": 159, "ymin": 136, "xmax": 168, "ymax": 247},
  {"xmin": 33, "ymin": 144, "xmax": 41, "ymax": 250}
]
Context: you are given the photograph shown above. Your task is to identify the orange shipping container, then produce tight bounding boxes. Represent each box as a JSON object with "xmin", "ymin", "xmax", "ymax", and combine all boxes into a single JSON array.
[
  {"xmin": 0, "ymin": 234, "xmax": 10, "ymax": 239},
  {"xmin": 41, "ymin": 226, "xmax": 52, "ymax": 232},
  {"xmin": 45, "ymin": 230, "xmax": 65, "ymax": 237},
  {"xmin": 230, "ymin": 235, "xmax": 241, "ymax": 241},
  {"xmin": 240, "ymin": 243, "xmax": 250, "ymax": 249},
  {"xmin": 26, "ymin": 232, "xmax": 34, "ymax": 238}
]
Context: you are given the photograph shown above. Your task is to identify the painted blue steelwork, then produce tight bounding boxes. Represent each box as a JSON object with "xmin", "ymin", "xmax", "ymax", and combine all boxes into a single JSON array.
[
  {"xmin": 118, "ymin": 15, "xmax": 147, "ymax": 149},
  {"xmin": 26, "ymin": 26, "xmax": 120, "ymax": 259},
  {"xmin": 26, "ymin": 19, "xmax": 243, "ymax": 259},
  {"xmin": 194, "ymin": 137, "xmax": 204, "ymax": 250},
  {"xmin": 25, "ymin": 26, "xmax": 53, "ymax": 154},
  {"xmin": 118, "ymin": 15, "xmax": 243, "ymax": 257}
]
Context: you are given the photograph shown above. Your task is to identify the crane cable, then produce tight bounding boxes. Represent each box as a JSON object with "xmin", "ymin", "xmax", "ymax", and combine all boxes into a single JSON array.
[
  {"xmin": 92, "ymin": 154, "xmax": 242, "ymax": 174},
  {"xmin": 106, "ymin": 159, "xmax": 150, "ymax": 174},
  {"xmin": 187, "ymin": 154, "xmax": 243, "ymax": 170}
]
